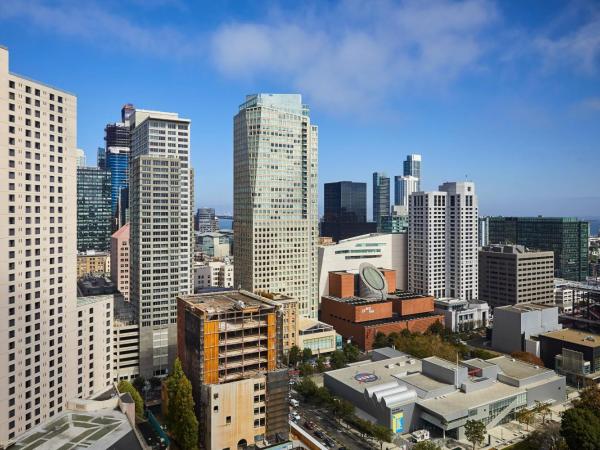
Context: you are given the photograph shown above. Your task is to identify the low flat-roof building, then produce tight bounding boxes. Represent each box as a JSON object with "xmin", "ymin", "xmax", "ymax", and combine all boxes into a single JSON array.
[
  {"xmin": 433, "ymin": 298, "xmax": 490, "ymax": 332},
  {"xmin": 539, "ymin": 328, "xmax": 600, "ymax": 386},
  {"xmin": 321, "ymin": 264, "xmax": 444, "ymax": 350},
  {"xmin": 324, "ymin": 350, "xmax": 565, "ymax": 440},
  {"xmin": 491, "ymin": 303, "xmax": 562, "ymax": 355}
]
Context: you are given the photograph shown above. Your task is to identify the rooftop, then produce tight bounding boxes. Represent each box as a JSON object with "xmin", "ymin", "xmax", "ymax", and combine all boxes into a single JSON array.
[
  {"xmin": 495, "ymin": 303, "xmax": 556, "ymax": 314},
  {"xmin": 541, "ymin": 328, "xmax": 600, "ymax": 348},
  {"xmin": 77, "ymin": 294, "xmax": 113, "ymax": 308},
  {"xmin": 179, "ymin": 290, "xmax": 276, "ymax": 314},
  {"xmin": 488, "ymin": 356, "xmax": 549, "ymax": 379}
]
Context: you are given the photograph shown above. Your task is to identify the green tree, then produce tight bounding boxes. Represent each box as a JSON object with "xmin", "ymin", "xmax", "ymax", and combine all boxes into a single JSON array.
[
  {"xmin": 516, "ymin": 408, "xmax": 535, "ymax": 431},
  {"xmin": 400, "ymin": 328, "xmax": 411, "ymax": 338},
  {"xmin": 316, "ymin": 355, "xmax": 326, "ymax": 372},
  {"xmin": 295, "ymin": 376, "xmax": 318, "ymax": 399},
  {"xmin": 426, "ymin": 320, "xmax": 444, "ymax": 335},
  {"xmin": 371, "ymin": 424, "xmax": 393, "ymax": 450},
  {"xmin": 573, "ymin": 385, "xmax": 600, "ymax": 416},
  {"xmin": 315, "ymin": 386, "xmax": 332, "ymax": 405},
  {"xmin": 149, "ymin": 376, "xmax": 162, "ymax": 389},
  {"xmin": 464, "ymin": 419, "xmax": 486, "ymax": 450},
  {"xmin": 132, "ymin": 375, "xmax": 146, "ymax": 393},
  {"xmin": 171, "ymin": 376, "xmax": 199, "ymax": 450},
  {"xmin": 299, "ymin": 362, "xmax": 314, "ymax": 376},
  {"xmin": 343, "ymin": 343, "xmax": 360, "ymax": 362},
  {"xmin": 329, "ymin": 350, "xmax": 347, "ymax": 369},
  {"xmin": 288, "ymin": 345, "xmax": 301, "ymax": 367},
  {"xmin": 524, "ymin": 422, "xmax": 567, "ymax": 450},
  {"xmin": 414, "ymin": 442, "xmax": 441, "ymax": 450},
  {"xmin": 534, "ymin": 400, "xmax": 552, "ymax": 424},
  {"xmin": 560, "ymin": 407, "xmax": 600, "ymax": 450},
  {"xmin": 302, "ymin": 347, "xmax": 313, "ymax": 363},
  {"xmin": 117, "ymin": 380, "xmax": 144, "ymax": 419},
  {"xmin": 332, "ymin": 398, "xmax": 354, "ymax": 425},
  {"xmin": 165, "ymin": 358, "xmax": 185, "ymax": 429},
  {"xmin": 373, "ymin": 332, "xmax": 388, "ymax": 349}
]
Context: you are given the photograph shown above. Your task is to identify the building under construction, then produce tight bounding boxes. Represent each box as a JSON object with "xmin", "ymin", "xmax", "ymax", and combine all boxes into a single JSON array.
[{"xmin": 177, "ymin": 290, "xmax": 289, "ymax": 450}]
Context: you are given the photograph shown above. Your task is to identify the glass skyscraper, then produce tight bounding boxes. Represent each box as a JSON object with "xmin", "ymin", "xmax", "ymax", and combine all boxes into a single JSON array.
[
  {"xmin": 77, "ymin": 167, "xmax": 112, "ymax": 251},
  {"xmin": 324, "ymin": 181, "xmax": 367, "ymax": 223},
  {"xmin": 106, "ymin": 147, "xmax": 129, "ymax": 217},
  {"xmin": 403, "ymin": 154, "xmax": 422, "ymax": 191},
  {"xmin": 372, "ymin": 172, "xmax": 390, "ymax": 223},
  {"xmin": 488, "ymin": 217, "xmax": 589, "ymax": 281}
]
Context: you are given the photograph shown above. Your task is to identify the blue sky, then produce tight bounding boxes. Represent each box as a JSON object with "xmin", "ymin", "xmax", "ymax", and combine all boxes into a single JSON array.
[{"xmin": 1, "ymin": 0, "xmax": 599, "ymax": 217}]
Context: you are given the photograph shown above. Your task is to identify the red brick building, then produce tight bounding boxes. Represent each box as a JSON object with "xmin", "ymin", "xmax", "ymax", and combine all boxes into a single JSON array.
[{"xmin": 321, "ymin": 268, "xmax": 444, "ymax": 350}]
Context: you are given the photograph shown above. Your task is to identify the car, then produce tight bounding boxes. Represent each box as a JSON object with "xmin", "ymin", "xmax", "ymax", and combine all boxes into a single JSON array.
[
  {"xmin": 324, "ymin": 438, "xmax": 335, "ymax": 447},
  {"xmin": 338, "ymin": 447, "xmax": 347, "ymax": 450},
  {"xmin": 293, "ymin": 413, "xmax": 301, "ymax": 422},
  {"xmin": 315, "ymin": 430, "xmax": 325, "ymax": 439},
  {"xmin": 304, "ymin": 421, "xmax": 315, "ymax": 430}
]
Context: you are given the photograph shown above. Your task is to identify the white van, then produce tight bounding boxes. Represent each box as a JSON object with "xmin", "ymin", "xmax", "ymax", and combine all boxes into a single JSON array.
[{"xmin": 289, "ymin": 399, "xmax": 299, "ymax": 407}]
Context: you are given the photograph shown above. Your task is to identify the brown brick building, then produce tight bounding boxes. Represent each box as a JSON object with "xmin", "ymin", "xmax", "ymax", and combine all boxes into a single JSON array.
[{"xmin": 322, "ymin": 268, "xmax": 444, "ymax": 350}]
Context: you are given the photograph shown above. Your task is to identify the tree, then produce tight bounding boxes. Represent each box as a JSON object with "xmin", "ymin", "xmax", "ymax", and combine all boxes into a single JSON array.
[
  {"xmin": 373, "ymin": 332, "xmax": 388, "ymax": 349},
  {"xmin": 302, "ymin": 347, "xmax": 313, "ymax": 363},
  {"xmin": 464, "ymin": 419, "xmax": 486, "ymax": 450},
  {"xmin": 299, "ymin": 362, "xmax": 314, "ymax": 376},
  {"xmin": 329, "ymin": 350, "xmax": 347, "ymax": 369},
  {"xmin": 510, "ymin": 351, "xmax": 544, "ymax": 367},
  {"xmin": 288, "ymin": 345, "xmax": 301, "ymax": 367},
  {"xmin": 516, "ymin": 408, "xmax": 535, "ymax": 431},
  {"xmin": 371, "ymin": 424, "xmax": 393, "ymax": 450},
  {"xmin": 315, "ymin": 386, "xmax": 332, "ymax": 406},
  {"xmin": 560, "ymin": 407, "xmax": 600, "ymax": 450},
  {"xmin": 132, "ymin": 375, "xmax": 146, "ymax": 393},
  {"xmin": 426, "ymin": 320, "xmax": 444, "ymax": 335},
  {"xmin": 165, "ymin": 358, "xmax": 185, "ymax": 429},
  {"xmin": 295, "ymin": 376, "xmax": 318, "ymax": 399},
  {"xmin": 149, "ymin": 376, "xmax": 162, "ymax": 389},
  {"xmin": 343, "ymin": 343, "xmax": 360, "ymax": 362},
  {"xmin": 400, "ymin": 328, "xmax": 411, "ymax": 338},
  {"xmin": 414, "ymin": 442, "xmax": 441, "ymax": 450},
  {"xmin": 117, "ymin": 380, "xmax": 144, "ymax": 419},
  {"xmin": 332, "ymin": 398, "xmax": 354, "ymax": 425},
  {"xmin": 171, "ymin": 376, "xmax": 199, "ymax": 450},
  {"xmin": 525, "ymin": 422, "xmax": 567, "ymax": 450},
  {"xmin": 316, "ymin": 355, "xmax": 326, "ymax": 373},
  {"xmin": 573, "ymin": 385, "xmax": 600, "ymax": 416},
  {"xmin": 534, "ymin": 400, "xmax": 552, "ymax": 424}
]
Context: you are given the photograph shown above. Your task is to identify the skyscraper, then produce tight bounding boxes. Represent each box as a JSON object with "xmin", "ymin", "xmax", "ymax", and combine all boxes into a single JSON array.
[
  {"xmin": 409, "ymin": 182, "xmax": 478, "ymax": 299},
  {"xmin": 105, "ymin": 146, "xmax": 129, "ymax": 219},
  {"xmin": 129, "ymin": 109, "xmax": 193, "ymax": 377},
  {"xmin": 488, "ymin": 217, "xmax": 589, "ymax": 281},
  {"xmin": 195, "ymin": 207, "xmax": 218, "ymax": 233},
  {"xmin": 403, "ymin": 153, "xmax": 422, "ymax": 190},
  {"xmin": 76, "ymin": 167, "xmax": 112, "ymax": 252},
  {"xmin": 75, "ymin": 148, "xmax": 86, "ymax": 167},
  {"xmin": 324, "ymin": 181, "xmax": 367, "ymax": 223},
  {"xmin": 97, "ymin": 146, "xmax": 106, "ymax": 169},
  {"xmin": 234, "ymin": 94, "xmax": 319, "ymax": 318},
  {"xmin": 372, "ymin": 172, "xmax": 390, "ymax": 223},
  {"xmin": 394, "ymin": 175, "xmax": 419, "ymax": 207},
  {"xmin": 1, "ymin": 46, "xmax": 78, "ymax": 444}
]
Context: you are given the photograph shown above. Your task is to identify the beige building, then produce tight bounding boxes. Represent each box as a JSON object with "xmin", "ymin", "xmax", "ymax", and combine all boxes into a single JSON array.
[
  {"xmin": 113, "ymin": 295, "xmax": 139, "ymax": 382},
  {"xmin": 234, "ymin": 94, "xmax": 319, "ymax": 319},
  {"xmin": 297, "ymin": 317, "xmax": 337, "ymax": 354},
  {"xmin": 177, "ymin": 290, "xmax": 289, "ymax": 450},
  {"xmin": 479, "ymin": 244, "xmax": 555, "ymax": 308},
  {"xmin": 193, "ymin": 260, "xmax": 234, "ymax": 292},
  {"xmin": 110, "ymin": 223, "xmax": 130, "ymax": 301},
  {"xmin": 0, "ymin": 46, "xmax": 78, "ymax": 444},
  {"xmin": 76, "ymin": 295, "xmax": 114, "ymax": 399},
  {"xmin": 77, "ymin": 250, "xmax": 110, "ymax": 278}
]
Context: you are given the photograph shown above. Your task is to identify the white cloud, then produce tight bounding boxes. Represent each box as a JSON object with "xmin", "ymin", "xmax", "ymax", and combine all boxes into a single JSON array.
[{"xmin": 210, "ymin": 0, "xmax": 499, "ymax": 112}]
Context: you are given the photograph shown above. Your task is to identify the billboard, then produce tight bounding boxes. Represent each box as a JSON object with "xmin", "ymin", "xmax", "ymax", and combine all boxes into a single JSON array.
[{"xmin": 392, "ymin": 411, "xmax": 404, "ymax": 433}]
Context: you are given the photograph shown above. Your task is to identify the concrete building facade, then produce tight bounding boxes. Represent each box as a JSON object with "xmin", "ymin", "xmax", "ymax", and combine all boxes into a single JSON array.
[
  {"xmin": 129, "ymin": 109, "xmax": 193, "ymax": 377},
  {"xmin": 479, "ymin": 245, "xmax": 554, "ymax": 308},
  {"xmin": 0, "ymin": 46, "xmax": 78, "ymax": 444},
  {"xmin": 433, "ymin": 298, "xmax": 490, "ymax": 332},
  {"xmin": 193, "ymin": 260, "xmax": 234, "ymax": 292},
  {"xmin": 408, "ymin": 182, "xmax": 478, "ymax": 300},
  {"xmin": 113, "ymin": 296, "xmax": 139, "ymax": 382},
  {"xmin": 77, "ymin": 251, "xmax": 111, "ymax": 278},
  {"xmin": 110, "ymin": 223, "xmax": 130, "ymax": 301},
  {"xmin": 234, "ymin": 94, "xmax": 319, "ymax": 318}
]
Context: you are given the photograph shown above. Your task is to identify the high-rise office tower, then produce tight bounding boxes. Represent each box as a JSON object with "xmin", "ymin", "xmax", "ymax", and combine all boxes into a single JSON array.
[
  {"xmin": 75, "ymin": 148, "xmax": 86, "ymax": 167},
  {"xmin": 76, "ymin": 167, "xmax": 112, "ymax": 252},
  {"xmin": 372, "ymin": 172, "xmax": 390, "ymax": 223},
  {"xmin": 394, "ymin": 175, "xmax": 419, "ymax": 207},
  {"xmin": 111, "ymin": 223, "xmax": 130, "ymax": 301},
  {"xmin": 324, "ymin": 181, "xmax": 367, "ymax": 223},
  {"xmin": 409, "ymin": 182, "xmax": 478, "ymax": 299},
  {"xmin": 403, "ymin": 154, "xmax": 422, "ymax": 191},
  {"xmin": 234, "ymin": 94, "xmax": 319, "ymax": 318},
  {"xmin": 97, "ymin": 146, "xmax": 106, "ymax": 169},
  {"xmin": 129, "ymin": 109, "xmax": 193, "ymax": 377},
  {"xmin": 105, "ymin": 146, "xmax": 129, "ymax": 220},
  {"xmin": 478, "ymin": 216, "xmax": 490, "ymax": 247},
  {"xmin": 0, "ymin": 46, "xmax": 78, "ymax": 444},
  {"xmin": 488, "ymin": 217, "xmax": 589, "ymax": 281},
  {"xmin": 195, "ymin": 207, "xmax": 218, "ymax": 233}
]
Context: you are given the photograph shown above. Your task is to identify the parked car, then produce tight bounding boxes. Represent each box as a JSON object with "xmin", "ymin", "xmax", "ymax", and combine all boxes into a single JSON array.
[
  {"xmin": 304, "ymin": 421, "xmax": 315, "ymax": 430},
  {"xmin": 315, "ymin": 430, "xmax": 325, "ymax": 439},
  {"xmin": 324, "ymin": 438, "xmax": 335, "ymax": 447},
  {"xmin": 292, "ymin": 413, "xmax": 301, "ymax": 422}
]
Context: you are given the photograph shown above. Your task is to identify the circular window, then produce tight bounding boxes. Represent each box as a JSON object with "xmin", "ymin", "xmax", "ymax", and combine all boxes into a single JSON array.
[
  {"xmin": 354, "ymin": 372, "xmax": 379, "ymax": 383},
  {"xmin": 362, "ymin": 266, "xmax": 385, "ymax": 290}
]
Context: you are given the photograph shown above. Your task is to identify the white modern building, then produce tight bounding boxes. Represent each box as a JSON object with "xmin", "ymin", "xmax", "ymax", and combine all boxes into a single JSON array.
[
  {"xmin": 196, "ymin": 231, "xmax": 231, "ymax": 258},
  {"xmin": 554, "ymin": 282, "xmax": 583, "ymax": 314},
  {"xmin": 318, "ymin": 233, "xmax": 408, "ymax": 300},
  {"xmin": 234, "ymin": 94, "xmax": 319, "ymax": 318},
  {"xmin": 193, "ymin": 260, "xmax": 234, "ymax": 291},
  {"xmin": 408, "ymin": 182, "xmax": 478, "ymax": 300},
  {"xmin": 433, "ymin": 298, "xmax": 490, "ymax": 332},
  {"xmin": 0, "ymin": 46, "xmax": 79, "ymax": 444},
  {"xmin": 394, "ymin": 175, "xmax": 419, "ymax": 207},
  {"xmin": 76, "ymin": 295, "xmax": 114, "ymax": 399},
  {"xmin": 129, "ymin": 109, "xmax": 193, "ymax": 377}
]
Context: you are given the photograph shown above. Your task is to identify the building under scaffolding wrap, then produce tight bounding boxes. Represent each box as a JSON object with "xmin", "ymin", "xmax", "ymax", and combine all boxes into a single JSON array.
[{"xmin": 177, "ymin": 290, "xmax": 290, "ymax": 450}]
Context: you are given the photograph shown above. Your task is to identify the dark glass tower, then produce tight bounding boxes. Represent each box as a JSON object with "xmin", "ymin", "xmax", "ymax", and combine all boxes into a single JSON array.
[
  {"xmin": 488, "ymin": 217, "xmax": 589, "ymax": 281},
  {"xmin": 77, "ymin": 167, "xmax": 112, "ymax": 251},
  {"xmin": 106, "ymin": 147, "xmax": 129, "ymax": 217},
  {"xmin": 324, "ymin": 181, "xmax": 367, "ymax": 223},
  {"xmin": 372, "ymin": 172, "xmax": 390, "ymax": 223}
]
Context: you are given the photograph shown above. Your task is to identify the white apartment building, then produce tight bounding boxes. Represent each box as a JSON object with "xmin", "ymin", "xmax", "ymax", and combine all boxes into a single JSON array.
[
  {"xmin": 409, "ymin": 182, "xmax": 478, "ymax": 300},
  {"xmin": 193, "ymin": 260, "xmax": 234, "ymax": 292},
  {"xmin": 0, "ymin": 46, "xmax": 78, "ymax": 444},
  {"xmin": 234, "ymin": 94, "xmax": 319, "ymax": 318},
  {"xmin": 76, "ymin": 295, "xmax": 113, "ymax": 399},
  {"xmin": 394, "ymin": 175, "xmax": 419, "ymax": 207},
  {"xmin": 433, "ymin": 298, "xmax": 490, "ymax": 332},
  {"xmin": 129, "ymin": 109, "xmax": 193, "ymax": 377},
  {"xmin": 318, "ymin": 233, "xmax": 408, "ymax": 300}
]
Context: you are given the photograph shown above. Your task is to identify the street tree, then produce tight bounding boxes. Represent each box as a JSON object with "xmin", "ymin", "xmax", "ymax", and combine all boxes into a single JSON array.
[
  {"xmin": 464, "ymin": 419, "xmax": 486, "ymax": 450},
  {"xmin": 572, "ymin": 385, "xmax": 600, "ymax": 416},
  {"xmin": 560, "ymin": 407, "xmax": 600, "ymax": 450},
  {"xmin": 288, "ymin": 345, "xmax": 301, "ymax": 367},
  {"xmin": 302, "ymin": 347, "xmax": 313, "ymax": 363},
  {"xmin": 373, "ymin": 332, "xmax": 388, "ymax": 349},
  {"xmin": 117, "ymin": 380, "xmax": 144, "ymax": 419},
  {"xmin": 534, "ymin": 400, "xmax": 551, "ymax": 424},
  {"xmin": 371, "ymin": 424, "xmax": 393, "ymax": 450},
  {"xmin": 329, "ymin": 350, "xmax": 347, "ymax": 369},
  {"xmin": 170, "ymin": 376, "xmax": 199, "ymax": 450},
  {"xmin": 516, "ymin": 408, "xmax": 535, "ymax": 431},
  {"xmin": 414, "ymin": 442, "xmax": 441, "ymax": 450}
]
